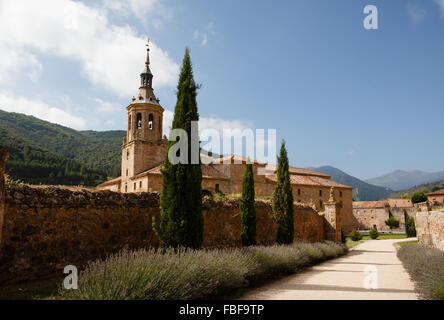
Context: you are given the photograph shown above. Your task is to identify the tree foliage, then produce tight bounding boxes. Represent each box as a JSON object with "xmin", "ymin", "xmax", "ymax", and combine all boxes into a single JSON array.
[
  {"xmin": 369, "ymin": 226, "xmax": 379, "ymax": 239},
  {"xmin": 157, "ymin": 48, "xmax": 203, "ymax": 249},
  {"xmin": 385, "ymin": 216, "xmax": 400, "ymax": 230},
  {"xmin": 240, "ymin": 161, "xmax": 256, "ymax": 246},
  {"xmin": 406, "ymin": 217, "xmax": 417, "ymax": 237},
  {"xmin": 272, "ymin": 140, "xmax": 294, "ymax": 244},
  {"xmin": 411, "ymin": 191, "xmax": 428, "ymax": 204}
]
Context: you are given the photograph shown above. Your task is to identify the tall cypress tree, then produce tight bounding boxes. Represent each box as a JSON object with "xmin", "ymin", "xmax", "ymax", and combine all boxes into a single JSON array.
[
  {"xmin": 240, "ymin": 160, "xmax": 256, "ymax": 246},
  {"xmin": 157, "ymin": 48, "xmax": 203, "ymax": 249},
  {"xmin": 272, "ymin": 140, "xmax": 294, "ymax": 244}
]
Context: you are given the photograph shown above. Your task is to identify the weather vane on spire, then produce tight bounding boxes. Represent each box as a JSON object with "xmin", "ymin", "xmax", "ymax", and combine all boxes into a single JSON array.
[
  {"xmin": 145, "ymin": 37, "xmax": 151, "ymax": 66},
  {"xmin": 146, "ymin": 38, "xmax": 150, "ymax": 50}
]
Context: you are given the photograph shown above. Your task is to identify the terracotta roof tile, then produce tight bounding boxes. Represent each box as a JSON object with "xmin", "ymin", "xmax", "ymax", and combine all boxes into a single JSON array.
[
  {"xmin": 265, "ymin": 173, "xmax": 352, "ymax": 189},
  {"xmin": 387, "ymin": 198, "xmax": 413, "ymax": 208},
  {"xmin": 264, "ymin": 165, "xmax": 331, "ymax": 178},
  {"xmin": 353, "ymin": 201, "xmax": 389, "ymax": 209},
  {"xmin": 143, "ymin": 164, "xmax": 229, "ymax": 180},
  {"xmin": 428, "ymin": 188, "xmax": 444, "ymax": 196}
]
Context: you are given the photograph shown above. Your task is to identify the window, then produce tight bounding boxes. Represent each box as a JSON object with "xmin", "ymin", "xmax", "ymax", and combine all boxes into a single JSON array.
[
  {"xmin": 320, "ymin": 200, "xmax": 323, "ymax": 207},
  {"xmin": 128, "ymin": 115, "xmax": 131, "ymax": 131},
  {"xmin": 148, "ymin": 113, "xmax": 154, "ymax": 130},
  {"xmin": 159, "ymin": 116, "xmax": 161, "ymax": 133},
  {"xmin": 126, "ymin": 169, "xmax": 128, "ymax": 177},
  {"xmin": 126, "ymin": 150, "xmax": 130, "ymax": 160},
  {"xmin": 125, "ymin": 184, "xmax": 128, "ymax": 192},
  {"xmin": 215, "ymin": 184, "xmax": 220, "ymax": 192},
  {"xmin": 138, "ymin": 96, "xmax": 143, "ymax": 100},
  {"xmin": 298, "ymin": 189, "xmax": 301, "ymax": 196},
  {"xmin": 319, "ymin": 190, "xmax": 322, "ymax": 197},
  {"xmin": 139, "ymin": 181, "xmax": 142, "ymax": 188},
  {"xmin": 134, "ymin": 182, "xmax": 136, "ymax": 190},
  {"xmin": 137, "ymin": 113, "xmax": 142, "ymax": 129},
  {"xmin": 340, "ymin": 191, "xmax": 342, "ymax": 198}
]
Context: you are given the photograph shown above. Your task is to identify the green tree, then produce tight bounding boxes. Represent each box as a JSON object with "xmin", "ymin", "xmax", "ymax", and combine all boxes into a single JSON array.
[
  {"xmin": 385, "ymin": 216, "xmax": 400, "ymax": 231},
  {"xmin": 157, "ymin": 48, "xmax": 203, "ymax": 249},
  {"xmin": 272, "ymin": 140, "xmax": 294, "ymax": 244},
  {"xmin": 369, "ymin": 226, "xmax": 379, "ymax": 239},
  {"xmin": 401, "ymin": 193, "xmax": 410, "ymax": 199},
  {"xmin": 240, "ymin": 161, "xmax": 256, "ymax": 246},
  {"xmin": 406, "ymin": 217, "xmax": 417, "ymax": 237},
  {"xmin": 411, "ymin": 191, "xmax": 428, "ymax": 204}
]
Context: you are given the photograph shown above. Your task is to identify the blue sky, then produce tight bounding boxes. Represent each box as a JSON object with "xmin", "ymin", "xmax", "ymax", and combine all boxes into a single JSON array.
[{"xmin": 0, "ymin": 0, "xmax": 443, "ymax": 179}]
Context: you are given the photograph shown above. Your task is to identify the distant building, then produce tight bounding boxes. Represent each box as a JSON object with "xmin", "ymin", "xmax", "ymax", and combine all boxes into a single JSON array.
[
  {"xmin": 353, "ymin": 199, "xmax": 415, "ymax": 231},
  {"xmin": 96, "ymin": 44, "xmax": 356, "ymax": 231},
  {"xmin": 428, "ymin": 189, "xmax": 444, "ymax": 206}
]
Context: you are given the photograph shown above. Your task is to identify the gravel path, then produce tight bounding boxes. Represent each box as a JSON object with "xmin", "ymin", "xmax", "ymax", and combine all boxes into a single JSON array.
[{"xmin": 241, "ymin": 239, "xmax": 418, "ymax": 300}]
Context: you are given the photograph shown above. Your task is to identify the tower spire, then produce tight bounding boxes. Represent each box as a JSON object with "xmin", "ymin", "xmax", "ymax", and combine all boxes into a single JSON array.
[{"xmin": 145, "ymin": 38, "xmax": 150, "ymax": 66}]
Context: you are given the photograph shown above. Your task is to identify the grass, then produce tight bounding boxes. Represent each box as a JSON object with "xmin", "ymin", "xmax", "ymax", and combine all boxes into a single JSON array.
[
  {"xmin": 396, "ymin": 240, "xmax": 418, "ymax": 247},
  {"xmin": 398, "ymin": 243, "xmax": 444, "ymax": 300},
  {"xmin": 345, "ymin": 233, "xmax": 408, "ymax": 248},
  {"xmin": 0, "ymin": 283, "xmax": 59, "ymax": 300},
  {"xmin": 58, "ymin": 241, "xmax": 347, "ymax": 300}
]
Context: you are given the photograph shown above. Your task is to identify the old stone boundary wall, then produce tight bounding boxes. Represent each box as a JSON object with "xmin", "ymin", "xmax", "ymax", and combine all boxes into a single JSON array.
[
  {"xmin": 416, "ymin": 210, "xmax": 444, "ymax": 251},
  {"xmin": 0, "ymin": 185, "xmax": 325, "ymax": 285}
]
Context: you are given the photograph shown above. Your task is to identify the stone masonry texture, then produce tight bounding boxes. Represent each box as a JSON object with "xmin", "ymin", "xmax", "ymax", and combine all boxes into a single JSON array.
[{"xmin": 0, "ymin": 184, "xmax": 326, "ymax": 285}]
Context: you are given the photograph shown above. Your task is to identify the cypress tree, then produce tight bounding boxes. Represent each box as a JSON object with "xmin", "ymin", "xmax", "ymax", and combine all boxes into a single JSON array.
[
  {"xmin": 272, "ymin": 140, "xmax": 294, "ymax": 244},
  {"xmin": 157, "ymin": 48, "xmax": 203, "ymax": 249},
  {"xmin": 240, "ymin": 160, "xmax": 256, "ymax": 246}
]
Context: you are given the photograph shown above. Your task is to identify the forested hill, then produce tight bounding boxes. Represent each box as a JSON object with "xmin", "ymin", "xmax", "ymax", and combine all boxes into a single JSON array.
[{"xmin": 0, "ymin": 110, "xmax": 125, "ymax": 186}]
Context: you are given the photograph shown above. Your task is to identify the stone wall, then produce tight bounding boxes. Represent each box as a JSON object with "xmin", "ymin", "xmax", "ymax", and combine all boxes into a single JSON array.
[
  {"xmin": 416, "ymin": 210, "xmax": 444, "ymax": 251},
  {"xmin": 0, "ymin": 185, "xmax": 325, "ymax": 285}
]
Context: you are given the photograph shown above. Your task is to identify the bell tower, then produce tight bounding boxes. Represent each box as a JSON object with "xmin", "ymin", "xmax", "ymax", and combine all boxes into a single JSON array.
[{"xmin": 121, "ymin": 40, "xmax": 167, "ymax": 192}]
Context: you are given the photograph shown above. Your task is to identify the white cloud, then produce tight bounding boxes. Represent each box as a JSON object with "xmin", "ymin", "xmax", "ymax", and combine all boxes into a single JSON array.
[
  {"xmin": 193, "ymin": 22, "xmax": 214, "ymax": 47},
  {"xmin": 0, "ymin": 44, "xmax": 42, "ymax": 84},
  {"xmin": 92, "ymin": 97, "xmax": 117, "ymax": 113},
  {"xmin": 103, "ymin": 0, "xmax": 173, "ymax": 29},
  {"xmin": 0, "ymin": 0, "xmax": 179, "ymax": 97},
  {"xmin": 0, "ymin": 92, "xmax": 87, "ymax": 129},
  {"xmin": 407, "ymin": 3, "xmax": 426, "ymax": 23},
  {"xmin": 435, "ymin": 0, "xmax": 444, "ymax": 16}
]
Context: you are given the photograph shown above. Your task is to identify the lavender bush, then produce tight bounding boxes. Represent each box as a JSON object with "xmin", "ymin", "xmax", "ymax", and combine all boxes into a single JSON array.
[
  {"xmin": 398, "ymin": 243, "xmax": 444, "ymax": 300},
  {"xmin": 60, "ymin": 241, "xmax": 347, "ymax": 300}
]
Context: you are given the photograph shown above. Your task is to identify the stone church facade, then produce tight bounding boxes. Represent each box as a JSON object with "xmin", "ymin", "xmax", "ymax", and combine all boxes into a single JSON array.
[{"xmin": 96, "ymin": 45, "xmax": 356, "ymax": 232}]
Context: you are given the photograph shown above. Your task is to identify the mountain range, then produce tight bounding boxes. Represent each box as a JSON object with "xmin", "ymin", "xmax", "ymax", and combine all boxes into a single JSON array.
[
  {"xmin": 366, "ymin": 169, "xmax": 444, "ymax": 191},
  {"xmin": 0, "ymin": 110, "xmax": 124, "ymax": 186},
  {"xmin": 308, "ymin": 166, "xmax": 393, "ymax": 201},
  {"xmin": 1, "ymin": 110, "xmax": 443, "ymax": 200}
]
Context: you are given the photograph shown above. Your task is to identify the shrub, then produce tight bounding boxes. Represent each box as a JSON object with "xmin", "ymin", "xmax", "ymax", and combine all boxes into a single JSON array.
[
  {"xmin": 406, "ymin": 217, "xmax": 416, "ymax": 237},
  {"xmin": 369, "ymin": 227, "xmax": 379, "ymax": 239},
  {"xmin": 350, "ymin": 230, "xmax": 363, "ymax": 241},
  {"xmin": 398, "ymin": 244, "xmax": 444, "ymax": 300},
  {"xmin": 385, "ymin": 216, "xmax": 400, "ymax": 230},
  {"xmin": 411, "ymin": 191, "xmax": 428, "ymax": 204},
  {"xmin": 202, "ymin": 189, "xmax": 213, "ymax": 198},
  {"xmin": 60, "ymin": 242, "xmax": 347, "ymax": 300}
]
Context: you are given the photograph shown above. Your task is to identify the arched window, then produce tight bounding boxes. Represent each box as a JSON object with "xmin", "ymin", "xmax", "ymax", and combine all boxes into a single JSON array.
[
  {"xmin": 128, "ymin": 115, "xmax": 131, "ymax": 131},
  {"xmin": 148, "ymin": 113, "xmax": 154, "ymax": 130},
  {"xmin": 158, "ymin": 116, "xmax": 161, "ymax": 133},
  {"xmin": 137, "ymin": 113, "xmax": 142, "ymax": 129}
]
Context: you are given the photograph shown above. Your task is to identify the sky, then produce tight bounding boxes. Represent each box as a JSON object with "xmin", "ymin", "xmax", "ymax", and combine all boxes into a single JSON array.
[{"xmin": 0, "ymin": 0, "xmax": 443, "ymax": 180}]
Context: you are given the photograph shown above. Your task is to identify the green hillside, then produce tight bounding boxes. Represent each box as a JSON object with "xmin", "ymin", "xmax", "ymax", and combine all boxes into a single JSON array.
[
  {"xmin": 310, "ymin": 165, "xmax": 394, "ymax": 201},
  {"xmin": 0, "ymin": 110, "xmax": 125, "ymax": 186},
  {"xmin": 390, "ymin": 180, "xmax": 444, "ymax": 198},
  {"xmin": 0, "ymin": 127, "xmax": 107, "ymax": 186}
]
